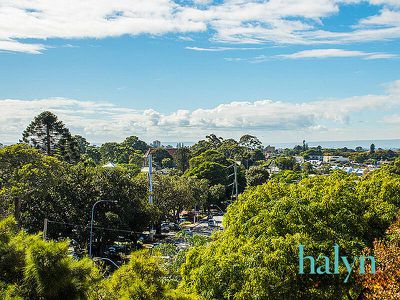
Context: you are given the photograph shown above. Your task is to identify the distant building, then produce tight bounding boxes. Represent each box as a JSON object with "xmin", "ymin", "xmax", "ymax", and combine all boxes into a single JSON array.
[
  {"xmin": 102, "ymin": 162, "xmax": 116, "ymax": 168},
  {"xmin": 176, "ymin": 142, "xmax": 184, "ymax": 148},
  {"xmin": 323, "ymin": 156, "xmax": 350, "ymax": 164},
  {"xmin": 306, "ymin": 155, "xmax": 323, "ymax": 161},
  {"xmin": 267, "ymin": 161, "xmax": 280, "ymax": 174},
  {"xmin": 144, "ymin": 147, "xmax": 178, "ymax": 158},
  {"xmin": 294, "ymin": 156, "xmax": 305, "ymax": 164},
  {"xmin": 151, "ymin": 140, "xmax": 161, "ymax": 148}
]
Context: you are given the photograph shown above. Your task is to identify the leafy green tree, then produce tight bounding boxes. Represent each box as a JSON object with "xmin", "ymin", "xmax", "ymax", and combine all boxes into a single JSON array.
[
  {"xmin": 185, "ymin": 162, "xmax": 228, "ymax": 186},
  {"xmin": 86, "ymin": 145, "xmax": 102, "ymax": 164},
  {"xmin": 190, "ymin": 134, "xmax": 222, "ymax": 157},
  {"xmin": 302, "ymin": 161, "xmax": 314, "ymax": 174},
  {"xmin": 239, "ymin": 135, "xmax": 262, "ymax": 150},
  {"xmin": 90, "ymin": 250, "xmax": 198, "ymax": 300},
  {"xmin": 389, "ymin": 158, "xmax": 400, "ymax": 175},
  {"xmin": 173, "ymin": 147, "xmax": 191, "ymax": 173},
  {"xmin": 245, "ymin": 165, "xmax": 269, "ymax": 186},
  {"xmin": 0, "ymin": 145, "xmax": 151, "ymax": 247},
  {"xmin": 0, "ymin": 216, "xmax": 100, "ymax": 300},
  {"xmin": 22, "ymin": 111, "xmax": 79, "ymax": 163},
  {"xmin": 207, "ymin": 184, "xmax": 226, "ymax": 206},
  {"xmin": 153, "ymin": 175, "xmax": 207, "ymax": 222},
  {"xmin": 355, "ymin": 146, "xmax": 363, "ymax": 152},
  {"xmin": 370, "ymin": 143, "xmax": 375, "ymax": 154},
  {"xmin": 152, "ymin": 148, "xmax": 173, "ymax": 168},
  {"xmin": 162, "ymin": 158, "xmax": 174, "ymax": 168},
  {"xmin": 73, "ymin": 135, "xmax": 90, "ymax": 155},
  {"xmin": 189, "ymin": 150, "xmax": 230, "ymax": 169},
  {"xmin": 275, "ymin": 156, "xmax": 296, "ymax": 170},
  {"xmin": 181, "ymin": 170, "xmax": 400, "ymax": 299},
  {"xmin": 100, "ymin": 136, "xmax": 148, "ymax": 164},
  {"xmin": 122, "ymin": 135, "xmax": 148, "ymax": 153},
  {"xmin": 99, "ymin": 142, "xmax": 120, "ymax": 163},
  {"xmin": 23, "ymin": 239, "xmax": 100, "ymax": 300},
  {"xmin": 218, "ymin": 139, "xmax": 240, "ymax": 159},
  {"xmin": 129, "ymin": 149, "xmax": 144, "ymax": 167}
]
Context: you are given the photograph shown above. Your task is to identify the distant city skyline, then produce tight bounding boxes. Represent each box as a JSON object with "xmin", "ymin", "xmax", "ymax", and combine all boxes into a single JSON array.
[{"xmin": 1, "ymin": 1, "xmax": 399, "ymax": 144}]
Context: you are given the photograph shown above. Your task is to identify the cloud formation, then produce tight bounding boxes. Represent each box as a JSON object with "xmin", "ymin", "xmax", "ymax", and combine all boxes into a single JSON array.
[
  {"xmin": 1, "ymin": 0, "xmax": 400, "ymax": 53},
  {"xmin": 1, "ymin": 80, "xmax": 400, "ymax": 143},
  {"xmin": 276, "ymin": 48, "xmax": 398, "ymax": 59}
]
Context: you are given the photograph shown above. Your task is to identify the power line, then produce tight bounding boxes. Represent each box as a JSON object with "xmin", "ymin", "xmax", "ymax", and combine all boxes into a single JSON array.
[
  {"xmin": 227, "ymin": 163, "xmax": 238, "ymax": 201},
  {"xmin": 46, "ymin": 219, "xmax": 143, "ymax": 235}
]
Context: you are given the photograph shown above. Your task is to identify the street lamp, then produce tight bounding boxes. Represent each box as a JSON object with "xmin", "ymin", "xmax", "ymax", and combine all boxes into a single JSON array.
[
  {"xmin": 89, "ymin": 200, "xmax": 118, "ymax": 258},
  {"xmin": 210, "ymin": 204, "xmax": 224, "ymax": 215}
]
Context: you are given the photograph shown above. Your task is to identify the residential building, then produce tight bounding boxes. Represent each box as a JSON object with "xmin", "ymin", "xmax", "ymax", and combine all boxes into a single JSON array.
[{"xmin": 323, "ymin": 156, "xmax": 350, "ymax": 164}]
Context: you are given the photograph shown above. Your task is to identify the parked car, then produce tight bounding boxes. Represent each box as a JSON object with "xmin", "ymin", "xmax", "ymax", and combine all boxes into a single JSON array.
[{"xmin": 207, "ymin": 219, "xmax": 216, "ymax": 227}]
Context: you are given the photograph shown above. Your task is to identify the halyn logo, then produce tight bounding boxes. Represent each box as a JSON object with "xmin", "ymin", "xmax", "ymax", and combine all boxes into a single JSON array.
[{"xmin": 298, "ymin": 244, "xmax": 376, "ymax": 283}]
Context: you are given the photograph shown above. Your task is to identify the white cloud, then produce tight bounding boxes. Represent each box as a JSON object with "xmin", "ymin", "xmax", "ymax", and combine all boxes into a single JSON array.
[
  {"xmin": 358, "ymin": 9, "xmax": 400, "ymax": 27},
  {"xmin": 1, "ymin": 81, "xmax": 400, "ymax": 143},
  {"xmin": 276, "ymin": 48, "xmax": 398, "ymax": 59},
  {"xmin": 383, "ymin": 114, "xmax": 400, "ymax": 124},
  {"xmin": 0, "ymin": 39, "xmax": 45, "ymax": 54},
  {"xmin": 186, "ymin": 46, "xmax": 261, "ymax": 51},
  {"xmin": 225, "ymin": 48, "xmax": 398, "ymax": 62},
  {"xmin": 1, "ymin": 0, "xmax": 400, "ymax": 53}
]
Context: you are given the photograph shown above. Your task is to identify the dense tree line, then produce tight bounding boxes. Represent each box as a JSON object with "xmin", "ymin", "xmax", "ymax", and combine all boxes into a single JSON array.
[
  {"xmin": 180, "ymin": 166, "xmax": 400, "ymax": 299},
  {"xmin": 1, "ymin": 111, "xmax": 400, "ymax": 299}
]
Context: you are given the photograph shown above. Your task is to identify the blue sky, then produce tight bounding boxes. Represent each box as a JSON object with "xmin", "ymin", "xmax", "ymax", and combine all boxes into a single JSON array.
[{"xmin": 0, "ymin": 0, "xmax": 400, "ymax": 145}]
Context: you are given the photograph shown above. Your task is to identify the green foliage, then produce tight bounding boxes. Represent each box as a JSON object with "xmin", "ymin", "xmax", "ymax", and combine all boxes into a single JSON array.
[
  {"xmin": 272, "ymin": 170, "xmax": 303, "ymax": 183},
  {"xmin": 22, "ymin": 111, "xmax": 79, "ymax": 163},
  {"xmin": 207, "ymin": 184, "xmax": 226, "ymax": 206},
  {"xmin": 0, "ymin": 144, "xmax": 44, "ymax": 189},
  {"xmin": 162, "ymin": 158, "xmax": 174, "ymax": 168},
  {"xmin": 275, "ymin": 156, "xmax": 296, "ymax": 171},
  {"xmin": 181, "ymin": 170, "xmax": 400, "ymax": 299},
  {"xmin": 173, "ymin": 148, "xmax": 191, "ymax": 173},
  {"xmin": 153, "ymin": 175, "xmax": 208, "ymax": 222},
  {"xmin": 152, "ymin": 148, "xmax": 173, "ymax": 168},
  {"xmin": 100, "ymin": 136, "xmax": 148, "ymax": 164},
  {"xmin": 0, "ymin": 216, "xmax": 100, "ymax": 300},
  {"xmin": 185, "ymin": 161, "xmax": 228, "ymax": 186},
  {"xmin": 238, "ymin": 135, "xmax": 262, "ymax": 150},
  {"xmin": 24, "ymin": 239, "xmax": 100, "ymax": 300},
  {"xmin": 245, "ymin": 164, "xmax": 269, "ymax": 187},
  {"xmin": 129, "ymin": 149, "xmax": 145, "ymax": 166},
  {"xmin": 189, "ymin": 150, "xmax": 230, "ymax": 169},
  {"xmin": 0, "ymin": 145, "xmax": 151, "ymax": 246}
]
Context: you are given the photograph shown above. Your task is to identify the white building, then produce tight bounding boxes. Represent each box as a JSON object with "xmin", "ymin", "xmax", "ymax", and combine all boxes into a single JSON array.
[{"xmin": 323, "ymin": 156, "xmax": 350, "ymax": 164}]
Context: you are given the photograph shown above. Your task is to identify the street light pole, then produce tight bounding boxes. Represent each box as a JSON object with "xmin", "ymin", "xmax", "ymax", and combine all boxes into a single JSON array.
[{"xmin": 89, "ymin": 200, "xmax": 117, "ymax": 258}]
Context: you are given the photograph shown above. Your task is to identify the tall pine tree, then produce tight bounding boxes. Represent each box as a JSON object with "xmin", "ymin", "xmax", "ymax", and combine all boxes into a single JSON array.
[{"xmin": 22, "ymin": 111, "xmax": 79, "ymax": 162}]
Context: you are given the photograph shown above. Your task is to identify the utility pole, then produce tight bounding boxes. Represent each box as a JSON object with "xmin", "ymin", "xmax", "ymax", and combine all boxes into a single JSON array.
[
  {"xmin": 234, "ymin": 163, "xmax": 238, "ymax": 200},
  {"xmin": 43, "ymin": 218, "xmax": 48, "ymax": 240},
  {"xmin": 148, "ymin": 154, "xmax": 153, "ymax": 204},
  {"xmin": 228, "ymin": 163, "xmax": 239, "ymax": 201}
]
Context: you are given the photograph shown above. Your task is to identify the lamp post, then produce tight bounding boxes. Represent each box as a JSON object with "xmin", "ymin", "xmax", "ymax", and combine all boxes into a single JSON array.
[
  {"xmin": 211, "ymin": 204, "xmax": 224, "ymax": 215},
  {"xmin": 89, "ymin": 200, "xmax": 117, "ymax": 258}
]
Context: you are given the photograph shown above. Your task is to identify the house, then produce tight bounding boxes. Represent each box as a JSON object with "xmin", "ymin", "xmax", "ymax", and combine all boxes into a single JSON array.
[
  {"xmin": 144, "ymin": 147, "xmax": 178, "ymax": 158},
  {"xmin": 267, "ymin": 161, "xmax": 280, "ymax": 174},
  {"xmin": 295, "ymin": 156, "xmax": 305, "ymax": 164},
  {"xmin": 102, "ymin": 162, "xmax": 116, "ymax": 168},
  {"xmin": 306, "ymin": 155, "xmax": 323, "ymax": 161},
  {"xmin": 323, "ymin": 156, "xmax": 349, "ymax": 164}
]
